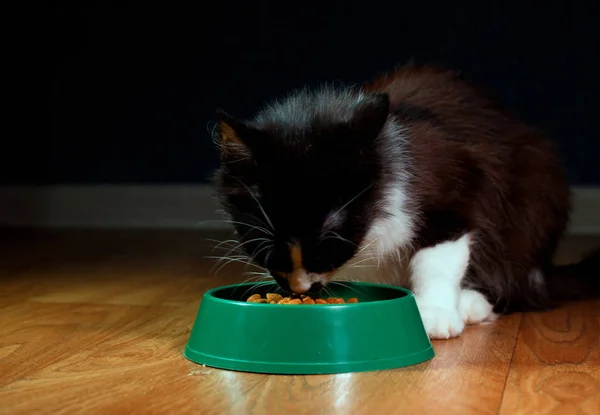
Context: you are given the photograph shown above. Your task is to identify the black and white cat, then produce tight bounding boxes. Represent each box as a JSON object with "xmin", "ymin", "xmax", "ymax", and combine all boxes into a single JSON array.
[{"xmin": 213, "ymin": 64, "xmax": 599, "ymax": 339}]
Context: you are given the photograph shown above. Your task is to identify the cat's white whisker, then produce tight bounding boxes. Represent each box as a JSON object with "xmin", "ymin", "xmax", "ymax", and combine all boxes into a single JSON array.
[
  {"xmin": 322, "ymin": 285, "xmax": 336, "ymax": 298},
  {"xmin": 264, "ymin": 249, "xmax": 274, "ymax": 268},
  {"xmin": 347, "ymin": 256, "xmax": 379, "ymax": 267},
  {"xmin": 196, "ymin": 219, "xmax": 273, "ymax": 236},
  {"xmin": 244, "ymin": 271, "xmax": 271, "ymax": 276},
  {"xmin": 239, "ymin": 272, "xmax": 272, "ymax": 285},
  {"xmin": 357, "ymin": 237, "xmax": 380, "ymax": 255},
  {"xmin": 205, "ymin": 254, "xmax": 248, "ymax": 264},
  {"xmin": 232, "ymin": 177, "xmax": 275, "ymax": 231},
  {"xmin": 220, "ymin": 237, "xmax": 272, "ymax": 260},
  {"xmin": 238, "ymin": 281, "xmax": 274, "ymax": 300},
  {"xmin": 207, "ymin": 255, "xmax": 267, "ymax": 275},
  {"xmin": 328, "ymin": 281, "xmax": 367, "ymax": 297},
  {"xmin": 332, "ymin": 184, "xmax": 373, "ymax": 219},
  {"xmin": 238, "ymin": 212, "xmax": 274, "ymax": 232},
  {"xmin": 320, "ymin": 231, "xmax": 357, "ymax": 247},
  {"xmin": 348, "ymin": 264, "xmax": 378, "ymax": 269},
  {"xmin": 249, "ymin": 242, "xmax": 274, "ymax": 263},
  {"xmin": 209, "ymin": 238, "xmax": 241, "ymax": 252}
]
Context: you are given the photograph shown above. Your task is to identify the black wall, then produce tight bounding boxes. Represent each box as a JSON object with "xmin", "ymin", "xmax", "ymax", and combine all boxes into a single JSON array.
[{"xmin": 4, "ymin": 1, "xmax": 599, "ymax": 185}]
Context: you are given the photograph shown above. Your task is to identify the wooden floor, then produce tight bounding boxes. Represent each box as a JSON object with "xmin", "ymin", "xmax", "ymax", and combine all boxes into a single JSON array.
[{"xmin": 0, "ymin": 229, "xmax": 599, "ymax": 415}]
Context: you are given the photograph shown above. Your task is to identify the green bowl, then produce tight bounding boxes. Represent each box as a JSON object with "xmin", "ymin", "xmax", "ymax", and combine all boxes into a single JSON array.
[{"xmin": 184, "ymin": 281, "xmax": 434, "ymax": 374}]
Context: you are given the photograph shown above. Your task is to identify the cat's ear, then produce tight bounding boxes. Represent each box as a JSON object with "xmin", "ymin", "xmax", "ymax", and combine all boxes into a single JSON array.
[
  {"xmin": 350, "ymin": 92, "xmax": 390, "ymax": 139},
  {"xmin": 216, "ymin": 109, "xmax": 261, "ymax": 158}
]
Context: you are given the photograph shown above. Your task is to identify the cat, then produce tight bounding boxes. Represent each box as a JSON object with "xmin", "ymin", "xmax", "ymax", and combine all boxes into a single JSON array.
[{"xmin": 212, "ymin": 63, "xmax": 600, "ymax": 339}]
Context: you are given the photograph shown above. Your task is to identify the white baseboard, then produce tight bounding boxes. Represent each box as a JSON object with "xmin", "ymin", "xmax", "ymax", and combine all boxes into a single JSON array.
[{"xmin": 0, "ymin": 185, "xmax": 599, "ymax": 234}]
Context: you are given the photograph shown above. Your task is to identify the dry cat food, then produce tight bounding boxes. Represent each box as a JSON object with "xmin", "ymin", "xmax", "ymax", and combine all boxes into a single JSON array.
[{"xmin": 246, "ymin": 293, "xmax": 358, "ymax": 304}]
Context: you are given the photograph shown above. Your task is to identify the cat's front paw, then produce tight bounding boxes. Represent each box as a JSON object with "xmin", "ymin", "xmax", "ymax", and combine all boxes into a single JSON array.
[
  {"xmin": 418, "ymin": 306, "xmax": 464, "ymax": 339},
  {"xmin": 459, "ymin": 289, "xmax": 496, "ymax": 325}
]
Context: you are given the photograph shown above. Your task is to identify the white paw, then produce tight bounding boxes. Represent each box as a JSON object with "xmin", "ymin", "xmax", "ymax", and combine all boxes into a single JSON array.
[
  {"xmin": 459, "ymin": 289, "xmax": 496, "ymax": 325},
  {"xmin": 418, "ymin": 306, "xmax": 465, "ymax": 339}
]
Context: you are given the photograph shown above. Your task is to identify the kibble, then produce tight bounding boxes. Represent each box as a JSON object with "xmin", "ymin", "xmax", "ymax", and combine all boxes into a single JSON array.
[
  {"xmin": 247, "ymin": 294, "xmax": 262, "ymax": 302},
  {"xmin": 245, "ymin": 293, "xmax": 359, "ymax": 304},
  {"xmin": 302, "ymin": 297, "xmax": 315, "ymax": 305},
  {"xmin": 266, "ymin": 293, "xmax": 283, "ymax": 303}
]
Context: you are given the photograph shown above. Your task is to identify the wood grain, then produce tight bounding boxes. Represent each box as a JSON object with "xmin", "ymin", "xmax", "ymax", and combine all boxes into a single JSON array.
[
  {"xmin": 499, "ymin": 300, "xmax": 600, "ymax": 415},
  {"xmin": 0, "ymin": 229, "xmax": 598, "ymax": 414}
]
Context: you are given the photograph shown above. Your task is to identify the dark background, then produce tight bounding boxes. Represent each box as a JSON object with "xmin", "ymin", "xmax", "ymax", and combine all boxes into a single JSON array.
[{"xmin": 4, "ymin": 0, "xmax": 599, "ymax": 185}]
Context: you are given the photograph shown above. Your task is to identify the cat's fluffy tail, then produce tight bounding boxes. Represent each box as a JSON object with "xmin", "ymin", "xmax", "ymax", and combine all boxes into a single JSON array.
[{"xmin": 547, "ymin": 248, "xmax": 600, "ymax": 303}]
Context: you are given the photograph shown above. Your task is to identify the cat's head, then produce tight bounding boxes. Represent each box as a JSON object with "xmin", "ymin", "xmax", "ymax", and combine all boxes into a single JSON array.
[{"xmin": 213, "ymin": 89, "xmax": 390, "ymax": 293}]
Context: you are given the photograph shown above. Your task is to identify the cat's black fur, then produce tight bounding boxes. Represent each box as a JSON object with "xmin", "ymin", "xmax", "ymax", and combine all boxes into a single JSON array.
[{"xmin": 214, "ymin": 91, "xmax": 390, "ymax": 290}]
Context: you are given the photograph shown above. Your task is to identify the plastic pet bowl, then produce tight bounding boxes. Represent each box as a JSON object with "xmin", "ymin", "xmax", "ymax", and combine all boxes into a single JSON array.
[{"xmin": 184, "ymin": 281, "xmax": 434, "ymax": 374}]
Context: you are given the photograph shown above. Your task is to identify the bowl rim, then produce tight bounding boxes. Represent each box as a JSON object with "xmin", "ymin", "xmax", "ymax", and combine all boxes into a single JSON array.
[{"xmin": 202, "ymin": 281, "xmax": 415, "ymax": 308}]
